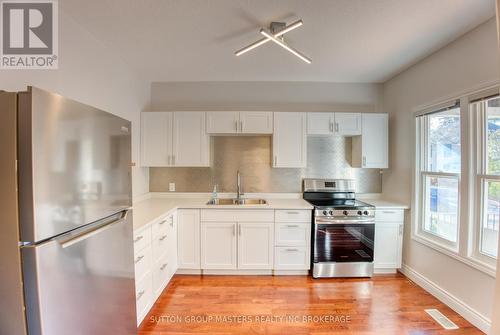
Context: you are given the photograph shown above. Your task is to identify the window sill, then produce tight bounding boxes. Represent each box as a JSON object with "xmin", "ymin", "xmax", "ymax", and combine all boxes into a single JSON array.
[{"xmin": 411, "ymin": 234, "xmax": 497, "ymax": 278}]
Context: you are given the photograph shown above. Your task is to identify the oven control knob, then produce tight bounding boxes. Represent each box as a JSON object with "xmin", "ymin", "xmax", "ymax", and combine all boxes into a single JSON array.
[
  {"xmin": 322, "ymin": 210, "xmax": 328, "ymax": 216},
  {"xmin": 363, "ymin": 210, "xmax": 369, "ymax": 216},
  {"xmin": 343, "ymin": 210, "xmax": 348, "ymax": 216},
  {"xmin": 357, "ymin": 210, "xmax": 363, "ymax": 216},
  {"xmin": 329, "ymin": 210, "xmax": 334, "ymax": 216}
]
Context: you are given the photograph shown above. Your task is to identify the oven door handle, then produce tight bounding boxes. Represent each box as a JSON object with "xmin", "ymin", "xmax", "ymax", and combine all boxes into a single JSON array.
[{"xmin": 315, "ymin": 218, "xmax": 375, "ymax": 225}]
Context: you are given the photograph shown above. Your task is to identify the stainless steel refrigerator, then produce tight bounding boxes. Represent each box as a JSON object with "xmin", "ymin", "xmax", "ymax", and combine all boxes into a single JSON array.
[{"xmin": 0, "ymin": 87, "xmax": 137, "ymax": 335}]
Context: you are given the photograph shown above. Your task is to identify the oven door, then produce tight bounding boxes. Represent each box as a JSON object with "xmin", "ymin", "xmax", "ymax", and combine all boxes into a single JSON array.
[{"xmin": 313, "ymin": 218, "xmax": 375, "ymax": 263}]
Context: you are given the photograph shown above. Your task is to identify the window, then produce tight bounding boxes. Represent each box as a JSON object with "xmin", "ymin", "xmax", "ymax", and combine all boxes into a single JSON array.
[
  {"xmin": 470, "ymin": 95, "xmax": 500, "ymax": 263},
  {"xmin": 416, "ymin": 103, "xmax": 461, "ymax": 247}
]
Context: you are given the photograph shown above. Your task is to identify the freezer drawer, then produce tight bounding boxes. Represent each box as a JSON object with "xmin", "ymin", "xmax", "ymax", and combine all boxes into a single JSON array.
[{"xmin": 21, "ymin": 210, "xmax": 136, "ymax": 335}]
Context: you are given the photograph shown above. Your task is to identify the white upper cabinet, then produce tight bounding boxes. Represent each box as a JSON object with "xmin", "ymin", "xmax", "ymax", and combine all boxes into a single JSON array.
[
  {"xmin": 140, "ymin": 112, "xmax": 172, "ymax": 167},
  {"xmin": 307, "ymin": 112, "xmax": 361, "ymax": 136},
  {"xmin": 172, "ymin": 112, "xmax": 209, "ymax": 167},
  {"xmin": 307, "ymin": 112, "xmax": 332, "ymax": 135},
  {"xmin": 273, "ymin": 112, "xmax": 307, "ymax": 168},
  {"xmin": 206, "ymin": 111, "xmax": 273, "ymax": 134},
  {"xmin": 206, "ymin": 112, "xmax": 239, "ymax": 134},
  {"xmin": 352, "ymin": 113, "xmax": 388, "ymax": 168},
  {"xmin": 334, "ymin": 113, "xmax": 362, "ymax": 136},
  {"xmin": 141, "ymin": 111, "xmax": 209, "ymax": 167},
  {"xmin": 240, "ymin": 112, "xmax": 273, "ymax": 134}
]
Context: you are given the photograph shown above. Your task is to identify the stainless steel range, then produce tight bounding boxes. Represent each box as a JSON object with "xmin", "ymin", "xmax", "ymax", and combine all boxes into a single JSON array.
[{"xmin": 303, "ymin": 179, "xmax": 375, "ymax": 278}]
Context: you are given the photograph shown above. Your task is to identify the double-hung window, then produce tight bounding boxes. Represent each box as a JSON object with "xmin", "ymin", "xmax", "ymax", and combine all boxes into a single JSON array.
[
  {"xmin": 416, "ymin": 101, "xmax": 461, "ymax": 249},
  {"xmin": 470, "ymin": 93, "xmax": 500, "ymax": 264}
]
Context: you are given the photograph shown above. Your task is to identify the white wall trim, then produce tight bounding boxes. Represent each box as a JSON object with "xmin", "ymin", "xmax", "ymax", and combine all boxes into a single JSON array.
[
  {"xmin": 400, "ymin": 264, "xmax": 491, "ymax": 333},
  {"xmin": 149, "ymin": 192, "xmax": 303, "ymax": 199}
]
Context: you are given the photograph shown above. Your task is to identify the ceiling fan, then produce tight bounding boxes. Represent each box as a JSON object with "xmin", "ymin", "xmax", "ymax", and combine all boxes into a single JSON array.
[{"xmin": 235, "ymin": 19, "xmax": 312, "ymax": 64}]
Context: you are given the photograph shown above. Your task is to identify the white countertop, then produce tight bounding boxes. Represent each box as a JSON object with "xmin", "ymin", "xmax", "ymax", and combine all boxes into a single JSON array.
[
  {"xmin": 132, "ymin": 195, "xmax": 313, "ymax": 230},
  {"xmin": 361, "ymin": 199, "xmax": 410, "ymax": 210}
]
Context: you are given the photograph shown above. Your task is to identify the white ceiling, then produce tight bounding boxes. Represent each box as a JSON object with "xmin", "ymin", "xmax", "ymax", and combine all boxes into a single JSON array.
[{"xmin": 61, "ymin": 0, "xmax": 495, "ymax": 83}]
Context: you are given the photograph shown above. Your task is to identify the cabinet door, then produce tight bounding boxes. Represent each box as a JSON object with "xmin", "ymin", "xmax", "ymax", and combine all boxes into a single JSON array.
[
  {"xmin": 237, "ymin": 223, "xmax": 274, "ymax": 269},
  {"xmin": 201, "ymin": 222, "xmax": 237, "ymax": 269},
  {"xmin": 273, "ymin": 112, "xmax": 307, "ymax": 168},
  {"xmin": 206, "ymin": 111, "xmax": 239, "ymax": 134},
  {"xmin": 334, "ymin": 113, "xmax": 361, "ymax": 136},
  {"xmin": 374, "ymin": 222, "xmax": 403, "ymax": 269},
  {"xmin": 172, "ymin": 112, "xmax": 209, "ymax": 167},
  {"xmin": 240, "ymin": 112, "xmax": 273, "ymax": 134},
  {"xmin": 307, "ymin": 112, "xmax": 333, "ymax": 135},
  {"xmin": 274, "ymin": 247, "xmax": 310, "ymax": 270},
  {"xmin": 141, "ymin": 112, "xmax": 172, "ymax": 166},
  {"xmin": 177, "ymin": 209, "xmax": 200, "ymax": 269},
  {"xmin": 167, "ymin": 211, "xmax": 178, "ymax": 276},
  {"xmin": 362, "ymin": 113, "xmax": 388, "ymax": 168}
]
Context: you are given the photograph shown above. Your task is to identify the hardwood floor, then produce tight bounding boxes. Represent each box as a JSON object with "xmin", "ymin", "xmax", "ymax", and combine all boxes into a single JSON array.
[{"xmin": 138, "ymin": 273, "xmax": 483, "ymax": 335}]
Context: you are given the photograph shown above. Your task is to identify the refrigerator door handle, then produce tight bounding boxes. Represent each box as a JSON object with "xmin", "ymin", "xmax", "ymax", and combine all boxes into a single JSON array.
[{"xmin": 59, "ymin": 210, "xmax": 129, "ymax": 249}]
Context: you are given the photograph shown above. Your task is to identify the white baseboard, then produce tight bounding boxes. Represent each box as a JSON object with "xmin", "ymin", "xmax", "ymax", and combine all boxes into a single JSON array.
[
  {"xmin": 374, "ymin": 268, "xmax": 397, "ymax": 274},
  {"xmin": 400, "ymin": 264, "xmax": 491, "ymax": 334},
  {"xmin": 202, "ymin": 269, "xmax": 273, "ymax": 275},
  {"xmin": 273, "ymin": 270, "xmax": 309, "ymax": 275}
]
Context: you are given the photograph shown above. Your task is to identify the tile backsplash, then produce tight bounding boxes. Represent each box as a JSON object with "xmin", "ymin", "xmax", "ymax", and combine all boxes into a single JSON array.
[{"xmin": 149, "ymin": 136, "xmax": 382, "ymax": 193}]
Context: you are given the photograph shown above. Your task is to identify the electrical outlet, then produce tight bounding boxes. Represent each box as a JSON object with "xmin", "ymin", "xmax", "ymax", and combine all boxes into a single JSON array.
[{"xmin": 169, "ymin": 183, "xmax": 175, "ymax": 192}]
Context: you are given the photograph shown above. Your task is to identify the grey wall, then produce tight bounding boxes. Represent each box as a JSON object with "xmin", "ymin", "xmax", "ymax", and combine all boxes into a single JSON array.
[
  {"xmin": 150, "ymin": 136, "xmax": 382, "ymax": 193},
  {"xmin": 150, "ymin": 81, "xmax": 382, "ymax": 112}
]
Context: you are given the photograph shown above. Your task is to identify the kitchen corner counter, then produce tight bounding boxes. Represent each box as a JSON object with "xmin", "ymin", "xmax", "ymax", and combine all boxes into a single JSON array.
[{"xmin": 132, "ymin": 195, "xmax": 313, "ymax": 231}]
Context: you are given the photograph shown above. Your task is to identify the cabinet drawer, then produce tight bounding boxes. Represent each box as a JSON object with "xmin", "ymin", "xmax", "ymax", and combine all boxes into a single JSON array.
[
  {"xmin": 134, "ymin": 244, "xmax": 152, "ymax": 281},
  {"xmin": 152, "ymin": 230, "xmax": 169, "ymax": 262},
  {"xmin": 153, "ymin": 253, "xmax": 171, "ymax": 298},
  {"xmin": 275, "ymin": 222, "xmax": 310, "ymax": 246},
  {"xmin": 152, "ymin": 214, "xmax": 171, "ymax": 239},
  {"xmin": 275, "ymin": 210, "xmax": 311, "ymax": 222},
  {"xmin": 201, "ymin": 209, "xmax": 274, "ymax": 222},
  {"xmin": 135, "ymin": 271, "xmax": 152, "ymax": 325},
  {"xmin": 274, "ymin": 247, "xmax": 310, "ymax": 270},
  {"xmin": 375, "ymin": 209, "xmax": 404, "ymax": 222},
  {"xmin": 133, "ymin": 226, "xmax": 151, "ymax": 253}
]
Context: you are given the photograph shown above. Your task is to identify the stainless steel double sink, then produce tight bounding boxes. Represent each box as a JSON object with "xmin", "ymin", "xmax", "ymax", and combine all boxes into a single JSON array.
[{"xmin": 206, "ymin": 198, "xmax": 267, "ymax": 205}]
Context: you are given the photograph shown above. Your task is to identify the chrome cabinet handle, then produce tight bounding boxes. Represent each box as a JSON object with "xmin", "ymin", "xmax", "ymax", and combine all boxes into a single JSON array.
[
  {"xmin": 168, "ymin": 155, "xmax": 171, "ymax": 166},
  {"xmin": 329, "ymin": 122, "xmax": 333, "ymax": 132},
  {"xmin": 233, "ymin": 225, "xmax": 236, "ymax": 236},
  {"xmin": 287, "ymin": 211, "xmax": 300, "ymax": 214},
  {"xmin": 172, "ymin": 155, "xmax": 175, "ymax": 165},
  {"xmin": 134, "ymin": 235, "xmax": 143, "ymax": 243},
  {"xmin": 274, "ymin": 156, "xmax": 277, "ymax": 166},
  {"xmin": 382, "ymin": 210, "xmax": 397, "ymax": 214},
  {"xmin": 135, "ymin": 255, "xmax": 144, "ymax": 264},
  {"xmin": 286, "ymin": 248, "xmax": 299, "ymax": 252},
  {"xmin": 160, "ymin": 263, "xmax": 168, "ymax": 270},
  {"xmin": 362, "ymin": 156, "xmax": 366, "ymax": 167},
  {"xmin": 286, "ymin": 224, "xmax": 300, "ymax": 228},
  {"xmin": 158, "ymin": 219, "xmax": 167, "ymax": 225},
  {"xmin": 240, "ymin": 120, "xmax": 243, "ymax": 132},
  {"xmin": 136, "ymin": 290, "xmax": 145, "ymax": 301},
  {"xmin": 235, "ymin": 120, "xmax": 238, "ymax": 132},
  {"xmin": 159, "ymin": 234, "xmax": 167, "ymax": 241},
  {"xmin": 335, "ymin": 122, "xmax": 339, "ymax": 132},
  {"xmin": 238, "ymin": 224, "xmax": 241, "ymax": 236},
  {"xmin": 399, "ymin": 224, "xmax": 403, "ymax": 236}
]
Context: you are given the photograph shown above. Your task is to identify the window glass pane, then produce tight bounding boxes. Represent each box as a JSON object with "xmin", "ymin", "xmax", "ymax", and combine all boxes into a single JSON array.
[
  {"xmin": 424, "ymin": 175, "xmax": 459, "ymax": 242},
  {"xmin": 481, "ymin": 180, "xmax": 500, "ymax": 258},
  {"xmin": 427, "ymin": 108, "xmax": 461, "ymax": 173},
  {"xmin": 487, "ymin": 97, "xmax": 500, "ymax": 175}
]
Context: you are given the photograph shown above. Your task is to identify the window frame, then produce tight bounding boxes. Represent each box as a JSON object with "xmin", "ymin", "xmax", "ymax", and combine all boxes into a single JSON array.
[
  {"xmin": 415, "ymin": 104, "xmax": 462, "ymax": 252},
  {"xmin": 469, "ymin": 95, "xmax": 500, "ymax": 267}
]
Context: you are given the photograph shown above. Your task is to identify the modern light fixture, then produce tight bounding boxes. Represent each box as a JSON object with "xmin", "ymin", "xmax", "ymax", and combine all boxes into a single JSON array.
[{"xmin": 235, "ymin": 20, "xmax": 312, "ymax": 64}]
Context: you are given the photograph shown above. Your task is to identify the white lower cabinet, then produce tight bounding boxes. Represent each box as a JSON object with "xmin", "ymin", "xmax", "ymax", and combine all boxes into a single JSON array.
[
  {"xmin": 374, "ymin": 210, "xmax": 404, "ymax": 272},
  {"xmin": 201, "ymin": 222, "xmax": 237, "ymax": 269},
  {"xmin": 134, "ymin": 211, "xmax": 178, "ymax": 326},
  {"xmin": 238, "ymin": 222, "xmax": 274, "ymax": 270},
  {"xmin": 177, "ymin": 209, "xmax": 201, "ymax": 269},
  {"xmin": 274, "ymin": 211, "xmax": 311, "ymax": 271}
]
